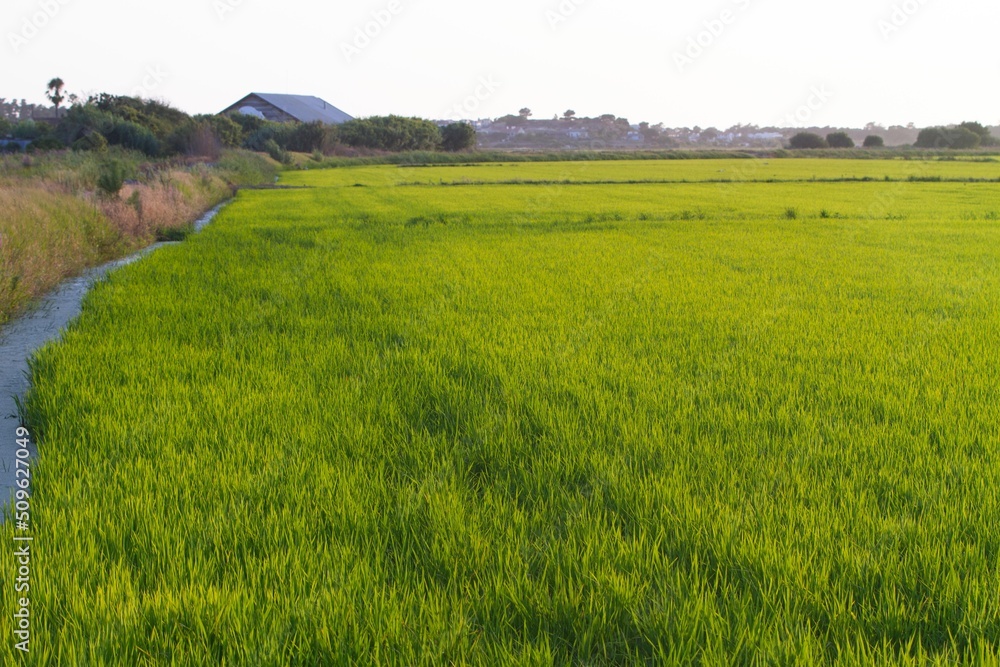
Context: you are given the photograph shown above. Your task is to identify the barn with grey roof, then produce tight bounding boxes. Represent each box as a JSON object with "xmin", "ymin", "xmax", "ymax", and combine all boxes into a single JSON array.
[{"xmin": 221, "ymin": 93, "xmax": 353, "ymax": 125}]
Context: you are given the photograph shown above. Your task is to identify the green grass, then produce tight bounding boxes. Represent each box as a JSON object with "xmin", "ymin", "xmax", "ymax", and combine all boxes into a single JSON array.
[
  {"xmin": 305, "ymin": 148, "xmax": 1000, "ymax": 169},
  {"xmin": 285, "ymin": 157, "xmax": 1000, "ymax": 188},
  {"xmin": 4, "ymin": 160, "xmax": 1000, "ymax": 665}
]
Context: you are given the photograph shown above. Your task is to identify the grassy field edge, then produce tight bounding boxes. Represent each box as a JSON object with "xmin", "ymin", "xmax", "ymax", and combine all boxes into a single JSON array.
[{"xmin": 0, "ymin": 150, "xmax": 278, "ymax": 326}]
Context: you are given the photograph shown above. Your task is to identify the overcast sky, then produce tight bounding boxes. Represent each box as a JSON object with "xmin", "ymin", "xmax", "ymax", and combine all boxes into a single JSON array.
[{"xmin": 4, "ymin": 0, "xmax": 998, "ymax": 128}]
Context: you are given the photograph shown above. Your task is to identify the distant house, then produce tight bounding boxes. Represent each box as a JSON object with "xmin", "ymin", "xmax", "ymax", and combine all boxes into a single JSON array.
[{"xmin": 220, "ymin": 93, "xmax": 353, "ymax": 125}]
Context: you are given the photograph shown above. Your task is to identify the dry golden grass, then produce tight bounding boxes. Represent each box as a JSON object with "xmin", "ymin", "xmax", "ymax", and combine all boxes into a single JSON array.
[
  {"xmin": 98, "ymin": 171, "xmax": 231, "ymax": 241},
  {"xmin": 0, "ymin": 166, "xmax": 233, "ymax": 323},
  {"xmin": 0, "ymin": 185, "xmax": 117, "ymax": 322}
]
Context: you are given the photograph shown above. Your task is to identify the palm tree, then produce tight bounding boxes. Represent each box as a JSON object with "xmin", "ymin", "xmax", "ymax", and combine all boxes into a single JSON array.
[{"xmin": 46, "ymin": 78, "xmax": 65, "ymax": 119}]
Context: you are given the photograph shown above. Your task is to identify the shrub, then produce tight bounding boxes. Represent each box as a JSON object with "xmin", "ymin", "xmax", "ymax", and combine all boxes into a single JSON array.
[
  {"xmin": 441, "ymin": 122, "xmax": 477, "ymax": 152},
  {"xmin": 958, "ymin": 121, "xmax": 998, "ymax": 147},
  {"xmin": 167, "ymin": 120, "xmax": 221, "ymax": 159},
  {"xmin": 0, "ymin": 118, "xmax": 11, "ymax": 137},
  {"xmin": 263, "ymin": 139, "xmax": 292, "ymax": 165},
  {"xmin": 227, "ymin": 112, "xmax": 268, "ymax": 135},
  {"xmin": 97, "ymin": 159, "xmax": 129, "ymax": 198},
  {"xmin": 56, "ymin": 104, "xmax": 116, "ymax": 145},
  {"xmin": 915, "ymin": 126, "xmax": 981, "ymax": 150},
  {"xmin": 106, "ymin": 120, "xmax": 161, "ymax": 156},
  {"xmin": 243, "ymin": 124, "xmax": 294, "ymax": 152},
  {"xmin": 28, "ymin": 136, "xmax": 65, "ymax": 152},
  {"xmin": 826, "ymin": 132, "xmax": 855, "ymax": 149},
  {"xmin": 789, "ymin": 132, "xmax": 828, "ymax": 149},
  {"xmin": 863, "ymin": 135, "xmax": 885, "ymax": 148},
  {"xmin": 71, "ymin": 132, "xmax": 110, "ymax": 153},
  {"xmin": 12, "ymin": 120, "xmax": 46, "ymax": 141},
  {"xmin": 92, "ymin": 94, "xmax": 189, "ymax": 142},
  {"xmin": 202, "ymin": 114, "xmax": 244, "ymax": 148},
  {"xmin": 915, "ymin": 127, "xmax": 947, "ymax": 149},
  {"xmin": 287, "ymin": 121, "xmax": 327, "ymax": 153},
  {"xmin": 338, "ymin": 116, "xmax": 443, "ymax": 152},
  {"xmin": 784, "ymin": 207, "xmax": 798, "ymax": 220}
]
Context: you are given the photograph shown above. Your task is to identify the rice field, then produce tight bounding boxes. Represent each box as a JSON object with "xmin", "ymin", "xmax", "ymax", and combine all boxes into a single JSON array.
[
  {"xmin": 4, "ymin": 159, "xmax": 1000, "ymax": 665},
  {"xmin": 286, "ymin": 156, "xmax": 1000, "ymax": 188}
]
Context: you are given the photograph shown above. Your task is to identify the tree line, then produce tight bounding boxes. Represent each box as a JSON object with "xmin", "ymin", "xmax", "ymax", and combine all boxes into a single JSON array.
[
  {"xmin": 1, "ymin": 84, "xmax": 476, "ymax": 159},
  {"xmin": 790, "ymin": 122, "xmax": 997, "ymax": 150}
]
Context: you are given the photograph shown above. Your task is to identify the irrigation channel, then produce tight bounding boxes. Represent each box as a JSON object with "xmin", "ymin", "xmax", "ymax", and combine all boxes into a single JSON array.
[{"xmin": 0, "ymin": 204, "xmax": 226, "ymax": 516}]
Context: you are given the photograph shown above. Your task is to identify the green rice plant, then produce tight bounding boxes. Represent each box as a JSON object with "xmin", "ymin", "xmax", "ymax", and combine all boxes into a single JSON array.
[
  {"xmin": 3, "ymin": 159, "xmax": 1000, "ymax": 664},
  {"xmin": 281, "ymin": 157, "xmax": 1000, "ymax": 189}
]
